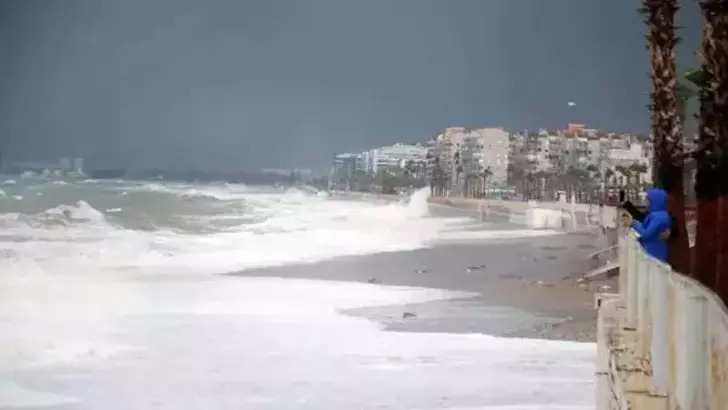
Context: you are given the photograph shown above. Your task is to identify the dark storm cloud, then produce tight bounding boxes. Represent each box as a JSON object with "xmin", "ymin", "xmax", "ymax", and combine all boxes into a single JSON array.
[{"xmin": 0, "ymin": 0, "xmax": 701, "ymax": 171}]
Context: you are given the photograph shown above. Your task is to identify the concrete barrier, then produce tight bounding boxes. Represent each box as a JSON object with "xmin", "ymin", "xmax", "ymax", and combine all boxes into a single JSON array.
[
  {"xmin": 596, "ymin": 234, "xmax": 728, "ymax": 409},
  {"xmin": 427, "ymin": 196, "xmax": 616, "ymax": 232}
]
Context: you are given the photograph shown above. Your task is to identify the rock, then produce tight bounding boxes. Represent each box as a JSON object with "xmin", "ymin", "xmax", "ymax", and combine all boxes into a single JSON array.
[
  {"xmin": 402, "ymin": 312, "xmax": 417, "ymax": 319},
  {"xmin": 415, "ymin": 269, "xmax": 427, "ymax": 275},
  {"xmin": 600, "ymin": 285, "xmax": 611, "ymax": 291},
  {"xmin": 367, "ymin": 278, "xmax": 380, "ymax": 284}
]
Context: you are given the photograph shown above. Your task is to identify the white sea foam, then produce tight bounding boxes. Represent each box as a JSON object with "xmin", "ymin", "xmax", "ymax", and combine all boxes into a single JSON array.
[
  {"xmin": 137, "ymin": 182, "xmax": 172, "ymax": 193},
  {"xmin": 0, "ymin": 274, "xmax": 595, "ymax": 408},
  {"xmin": 0, "ymin": 182, "xmax": 592, "ymax": 408},
  {"xmin": 0, "ymin": 186, "xmax": 560, "ymax": 276},
  {"xmin": 179, "ymin": 188, "xmax": 231, "ymax": 200},
  {"xmin": 42, "ymin": 201, "xmax": 107, "ymax": 225},
  {"xmin": 0, "ymin": 188, "xmax": 5, "ymax": 197},
  {"xmin": 2, "ymin": 179, "xmax": 17, "ymax": 185}
]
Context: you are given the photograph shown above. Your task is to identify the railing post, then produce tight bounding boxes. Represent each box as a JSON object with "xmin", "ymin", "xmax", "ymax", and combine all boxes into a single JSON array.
[
  {"xmin": 626, "ymin": 239, "xmax": 639, "ymax": 329},
  {"xmin": 619, "ymin": 236, "xmax": 628, "ymax": 306},
  {"xmin": 596, "ymin": 296, "xmax": 620, "ymax": 410},
  {"xmin": 676, "ymin": 293, "xmax": 708, "ymax": 409},
  {"xmin": 650, "ymin": 262, "xmax": 669, "ymax": 396}
]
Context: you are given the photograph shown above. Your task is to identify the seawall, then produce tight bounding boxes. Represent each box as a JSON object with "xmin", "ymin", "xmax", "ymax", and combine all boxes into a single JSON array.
[
  {"xmin": 596, "ymin": 234, "xmax": 728, "ymax": 409},
  {"xmin": 427, "ymin": 196, "xmax": 617, "ymax": 231}
]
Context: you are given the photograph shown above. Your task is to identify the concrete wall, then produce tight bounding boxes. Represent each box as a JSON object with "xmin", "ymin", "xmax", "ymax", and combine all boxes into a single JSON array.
[
  {"xmin": 596, "ymin": 234, "xmax": 728, "ymax": 409},
  {"xmin": 428, "ymin": 197, "xmax": 617, "ymax": 231}
]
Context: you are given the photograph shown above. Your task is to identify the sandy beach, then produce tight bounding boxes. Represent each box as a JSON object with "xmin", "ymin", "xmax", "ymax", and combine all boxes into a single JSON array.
[{"xmin": 231, "ymin": 225, "xmax": 617, "ymax": 342}]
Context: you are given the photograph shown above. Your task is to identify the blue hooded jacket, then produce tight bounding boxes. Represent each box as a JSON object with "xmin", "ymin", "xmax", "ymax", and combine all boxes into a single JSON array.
[{"xmin": 631, "ymin": 188, "xmax": 671, "ymax": 261}]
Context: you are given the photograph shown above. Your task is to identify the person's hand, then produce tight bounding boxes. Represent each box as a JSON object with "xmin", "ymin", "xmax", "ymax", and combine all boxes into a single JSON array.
[
  {"xmin": 621, "ymin": 212, "xmax": 633, "ymax": 228},
  {"xmin": 659, "ymin": 229, "xmax": 671, "ymax": 241}
]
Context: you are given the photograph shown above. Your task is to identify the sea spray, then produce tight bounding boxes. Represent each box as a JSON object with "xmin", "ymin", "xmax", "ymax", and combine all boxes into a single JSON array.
[{"xmin": 406, "ymin": 187, "xmax": 431, "ymax": 217}]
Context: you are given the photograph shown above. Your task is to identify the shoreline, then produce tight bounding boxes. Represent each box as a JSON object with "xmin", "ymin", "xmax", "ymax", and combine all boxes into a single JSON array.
[{"xmin": 229, "ymin": 231, "xmax": 616, "ymax": 342}]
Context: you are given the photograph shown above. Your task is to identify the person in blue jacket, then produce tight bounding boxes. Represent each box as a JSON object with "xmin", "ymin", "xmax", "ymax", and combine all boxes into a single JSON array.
[{"xmin": 630, "ymin": 188, "xmax": 672, "ymax": 262}]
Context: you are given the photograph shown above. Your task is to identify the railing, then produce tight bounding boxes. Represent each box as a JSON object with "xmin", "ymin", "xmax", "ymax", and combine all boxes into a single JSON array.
[{"xmin": 617, "ymin": 234, "xmax": 728, "ymax": 409}]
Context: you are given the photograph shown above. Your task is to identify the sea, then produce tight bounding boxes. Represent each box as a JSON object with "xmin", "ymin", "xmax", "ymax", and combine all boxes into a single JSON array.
[{"xmin": 0, "ymin": 176, "xmax": 595, "ymax": 409}]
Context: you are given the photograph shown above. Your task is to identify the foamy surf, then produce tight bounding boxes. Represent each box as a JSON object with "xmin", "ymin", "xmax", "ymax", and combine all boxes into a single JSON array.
[
  {"xmin": 0, "ymin": 275, "xmax": 594, "ymax": 409},
  {"xmin": 0, "ymin": 180, "xmax": 594, "ymax": 408}
]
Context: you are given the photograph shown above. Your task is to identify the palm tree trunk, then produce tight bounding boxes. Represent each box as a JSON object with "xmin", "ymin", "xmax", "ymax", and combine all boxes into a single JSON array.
[
  {"xmin": 641, "ymin": 0, "xmax": 691, "ymax": 274},
  {"xmin": 693, "ymin": 0, "xmax": 728, "ymax": 299}
]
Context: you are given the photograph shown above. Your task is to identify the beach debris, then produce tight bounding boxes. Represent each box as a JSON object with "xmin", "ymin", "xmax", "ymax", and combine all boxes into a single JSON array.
[
  {"xmin": 576, "ymin": 277, "xmax": 586, "ymax": 283},
  {"xmin": 415, "ymin": 268, "xmax": 427, "ymax": 275},
  {"xmin": 600, "ymin": 285, "xmax": 611, "ymax": 291},
  {"xmin": 367, "ymin": 277, "xmax": 381, "ymax": 284},
  {"xmin": 402, "ymin": 312, "xmax": 417, "ymax": 319},
  {"xmin": 465, "ymin": 264, "xmax": 487, "ymax": 273}
]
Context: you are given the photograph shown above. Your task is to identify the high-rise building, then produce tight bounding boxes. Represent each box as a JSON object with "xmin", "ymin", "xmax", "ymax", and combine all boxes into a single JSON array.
[
  {"xmin": 364, "ymin": 143, "xmax": 427, "ymax": 175},
  {"xmin": 58, "ymin": 158, "xmax": 72, "ymax": 171},
  {"xmin": 332, "ymin": 153, "xmax": 363, "ymax": 183},
  {"xmin": 73, "ymin": 158, "xmax": 84, "ymax": 174},
  {"xmin": 470, "ymin": 128, "xmax": 510, "ymax": 185}
]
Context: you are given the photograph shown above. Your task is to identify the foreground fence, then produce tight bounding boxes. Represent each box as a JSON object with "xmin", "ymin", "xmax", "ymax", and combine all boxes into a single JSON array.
[{"xmin": 597, "ymin": 234, "xmax": 728, "ymax": 409}]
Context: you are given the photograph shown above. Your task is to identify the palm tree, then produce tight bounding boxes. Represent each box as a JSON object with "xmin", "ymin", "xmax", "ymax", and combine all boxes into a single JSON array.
[
  {"xmin": 479, "ymin": 166, "xmax": 493, "ymax": 198},
  {"xmin": 640, "ymin": 0, "xmax": 691, "ymax": 274},
  {"xmin": 691, "ymin": 0, "xmax": 727, "ymax": 296}
]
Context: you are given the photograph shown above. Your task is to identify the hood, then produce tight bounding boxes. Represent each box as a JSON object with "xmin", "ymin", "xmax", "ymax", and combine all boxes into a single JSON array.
[{"xmin": 647, "ymin": 188, "xmax": 668, "ymax": 212}]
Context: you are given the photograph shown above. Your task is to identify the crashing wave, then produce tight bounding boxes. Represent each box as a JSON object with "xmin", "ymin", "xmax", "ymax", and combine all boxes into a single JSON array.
[
  {"xmin": 138, "ymin": 183, "xmax": 172, "ymax": 193},
  {"xmin": 2, "ymin": 179, "xmax": 17, "ymax": 185},
  {"xmin": 42, "ymin": 201, "xmax": 108, "ymax": 225},
  {"xmin": 179, "ymin": 189, "xmax": 223, "ymax": 200}
]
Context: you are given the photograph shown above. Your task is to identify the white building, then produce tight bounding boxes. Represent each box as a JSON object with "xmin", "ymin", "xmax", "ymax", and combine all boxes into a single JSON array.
[
  {"xmin": 332, "ymin": 152, "xmax": 364, "ymax": 182},
  {"xmin": 73, "ymin": 158, "xmax": 84, "ymax": 174},
  {"xmin": 364, "ymin": 143, "xmax": 427, "ymax": 174},
  {"xmin": 58, "ymin": 158, "xmax": 72, "ymax": 171},
  {"xmin": 470, "ymin": 127, "xmax": 510, "ymax": 185}
]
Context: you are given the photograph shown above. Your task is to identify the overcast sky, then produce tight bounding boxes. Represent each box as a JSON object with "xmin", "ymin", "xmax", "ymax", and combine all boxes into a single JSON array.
[{"xmin": 0, "ymin": 0, "xmax": 702, "ymax": 172}]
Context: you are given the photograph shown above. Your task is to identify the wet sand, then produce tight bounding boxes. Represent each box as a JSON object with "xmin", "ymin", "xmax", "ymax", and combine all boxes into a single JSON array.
[{"xmin": 229, "ymin": 231, "xmax": 617, "ymax": 342}]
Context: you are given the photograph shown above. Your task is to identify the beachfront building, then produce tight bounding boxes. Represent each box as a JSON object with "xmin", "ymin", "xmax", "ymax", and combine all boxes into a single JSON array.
[
  {"xmin": 505, "ymin": 125, "xmax": 655, "ymax": 201},
  {"xmin": 73, "ymin": 158, "xmax": 84, "ymax": 174},
  {"xmin": 426, "ymin": 126, "xmax": 510, "ymax": 197},
  {"xmin": 470, "ymin": 127, "xmax": 509, "ymax": 186},
  {"xmin": 331, "ymin": 152, "xmax": 364, "ymax": 187},
  {"xmin": 362, "ymin": 143, "xmax": 427, "ymax": 175}
]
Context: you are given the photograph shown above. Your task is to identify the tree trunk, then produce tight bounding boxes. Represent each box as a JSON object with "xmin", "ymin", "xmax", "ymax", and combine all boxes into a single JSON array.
[
  {"xmin": 697, "ymin": 0, "xmax": 728, "ymax": 300},
  {"xmin": 694, "ymin": 1, "xmax": 727, "ymax": 298},
  {"xmin": 642, "ymin": 0, "xmax": 690, "ymax": 274}
]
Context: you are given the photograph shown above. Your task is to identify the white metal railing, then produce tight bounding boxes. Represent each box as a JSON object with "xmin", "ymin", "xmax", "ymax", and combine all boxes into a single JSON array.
[{"xmin": 619, "ymin": 234, "xmax": 728, "ymax": 409}]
